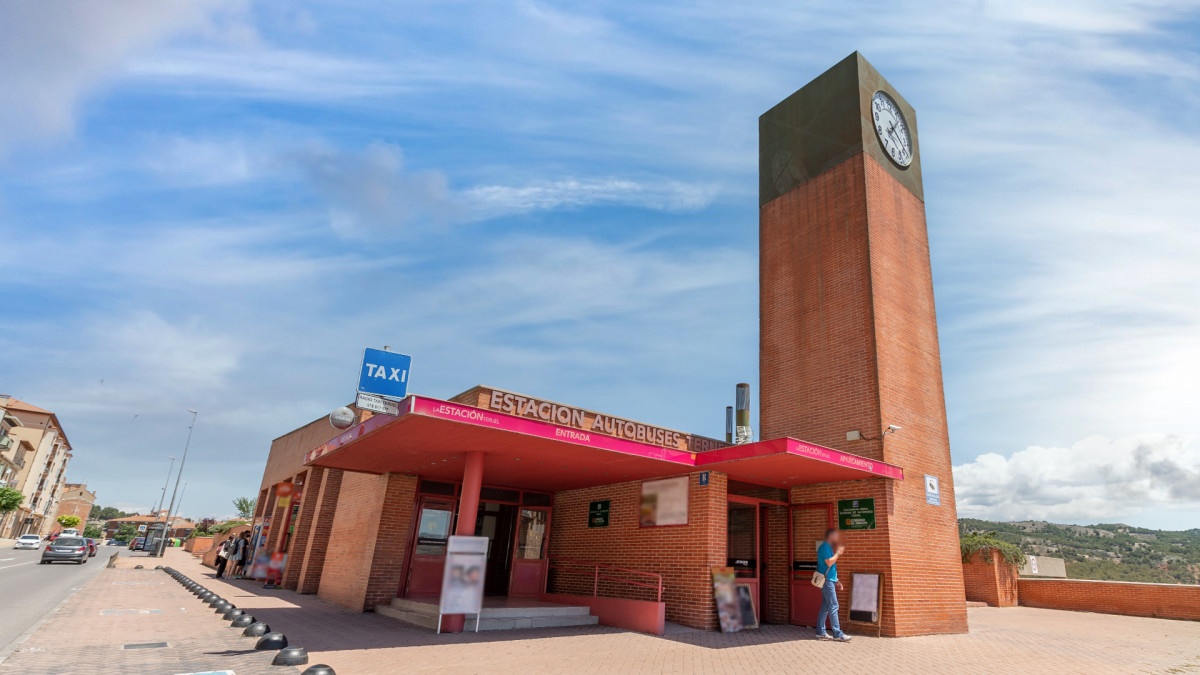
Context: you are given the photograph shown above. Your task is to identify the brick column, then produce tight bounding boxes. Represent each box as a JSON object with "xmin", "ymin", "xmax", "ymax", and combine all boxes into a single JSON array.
[
  {"xmin": 297, "ymin": 469, "xmax": 343, "ymax": 594},
  {"xmin": 281, "ymin": 469, "xmax": 320, "ymax": 590}
]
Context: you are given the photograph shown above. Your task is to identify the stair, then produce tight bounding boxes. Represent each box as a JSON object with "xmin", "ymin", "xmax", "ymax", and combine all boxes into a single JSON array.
[{"xmin": 376, "ymin": 597, "xmax": 600, "ymax": 631}]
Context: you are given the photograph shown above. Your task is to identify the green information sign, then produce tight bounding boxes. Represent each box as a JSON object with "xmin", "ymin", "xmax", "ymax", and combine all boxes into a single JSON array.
[
  {"xmin": 588, "ymin": 500, "xmax": 611, "ymax": 528},
  {"xmin": 837, "ymin": 498, "xmax": 876, "ymax": 530}
]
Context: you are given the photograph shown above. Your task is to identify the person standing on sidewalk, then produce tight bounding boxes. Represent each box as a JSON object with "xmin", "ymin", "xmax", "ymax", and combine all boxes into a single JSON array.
[
  {"xmin": 214, "ymin": 536, "xmax": 234, "ymax": 579},
  {"xmin": 815, "ymin": 528, "xmax": 851, "ymax": 641},
  {"xmin": 229, "ymin": 531, "xmax": 250, "ymax": 578}
]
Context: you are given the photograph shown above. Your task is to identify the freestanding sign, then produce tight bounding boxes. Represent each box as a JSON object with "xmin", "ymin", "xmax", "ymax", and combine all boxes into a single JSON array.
[
  {"xmin": 438, "ymin": 535, "xmax": 488, "ymax": 633},
  {"xmin": 837, "ymin": 498, "xmax": 876, "ymax": 530},
  {"xmin": 357, "ymin": 348, "xmax": 412, "ymax": 401}
]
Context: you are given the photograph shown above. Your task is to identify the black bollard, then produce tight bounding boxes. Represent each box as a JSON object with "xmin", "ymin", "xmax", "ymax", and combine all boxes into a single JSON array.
[
  {"xmin": 301, "ymin": 666, "xmax": 336, "ymax": 675},
  {"xmin": 272, "ymin": 646, "xmax": 309, "ymax": 666},
  {"xmin": 231, "ymin": 615, "xmax": 256, "ymax": 628},
  {"xmin": 242, "ymin": 621, "xmax": 271, "ymax": 637},
  {"xmin": 254, "ymin": 632, "xmax": 288, "ymax": 651},
  {"xmin": 223, "ymin": 607, "xmax": 245, "ymax": 621}
]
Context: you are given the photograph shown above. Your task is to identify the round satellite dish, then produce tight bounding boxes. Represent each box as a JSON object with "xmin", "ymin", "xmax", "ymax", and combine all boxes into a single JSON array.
[{"xmin": 329, "ymin": 406, "xmax": 355, "ymax": 429}]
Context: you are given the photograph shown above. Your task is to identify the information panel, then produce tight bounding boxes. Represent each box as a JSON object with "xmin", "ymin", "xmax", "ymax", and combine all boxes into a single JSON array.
[{"xmin": 837, "ymin": 498, "xmax": 876, "ymax": 530}]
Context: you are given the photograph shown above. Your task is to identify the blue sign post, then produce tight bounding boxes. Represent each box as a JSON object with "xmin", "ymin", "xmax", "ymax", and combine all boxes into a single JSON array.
[{"xmin": 357, "ymin": 348, "xmax": 413, "ymax": 401}]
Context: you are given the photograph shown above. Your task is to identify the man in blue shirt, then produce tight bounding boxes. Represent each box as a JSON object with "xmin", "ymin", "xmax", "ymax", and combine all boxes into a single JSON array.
[{"xmin": 816, "ymin": 528, "xmax": 851, "ymax": 641}]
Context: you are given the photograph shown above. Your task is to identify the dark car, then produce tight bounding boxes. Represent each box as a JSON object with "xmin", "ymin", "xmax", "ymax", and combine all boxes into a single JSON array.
[
  {"xmin": 107, "ymin": 539, "xmax": 126, "ymax": 547},
  {"xmin": 41, "ymin": 537, "xmax": 89, "ymax": 564},
  {"xmin": 84, "ymin": 538, "xmax": 97, "ymax": 557},
  {"xmin": 129, "ymin": 537, "xmax": 146, "ymax": 551}
]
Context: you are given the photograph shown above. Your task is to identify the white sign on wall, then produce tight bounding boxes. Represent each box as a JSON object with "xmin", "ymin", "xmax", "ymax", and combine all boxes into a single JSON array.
[
  {"xmin": 925, "ymin": 475, "xmax": 941, "ymax": 506},
  {"xmin": 640, "ymin": 476, "xmax": 689, "ymax": 527}
]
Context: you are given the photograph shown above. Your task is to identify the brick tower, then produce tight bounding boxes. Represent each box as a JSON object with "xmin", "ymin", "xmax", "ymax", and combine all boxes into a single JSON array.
[{"xmin": 759, "ymin": 53, "xmax": 967, "ymax": 636}]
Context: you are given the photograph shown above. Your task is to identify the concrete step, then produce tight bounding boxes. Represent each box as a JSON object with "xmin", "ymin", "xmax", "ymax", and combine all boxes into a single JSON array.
[{"xmin": 377, "ymin": 598, "xmax": 599, "ymax": 631}]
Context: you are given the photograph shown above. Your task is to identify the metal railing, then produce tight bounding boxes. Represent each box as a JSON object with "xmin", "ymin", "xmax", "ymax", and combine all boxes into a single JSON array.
[{"xmin": 546, "ymin": 556, "xmax": 663, "ymax": 603}]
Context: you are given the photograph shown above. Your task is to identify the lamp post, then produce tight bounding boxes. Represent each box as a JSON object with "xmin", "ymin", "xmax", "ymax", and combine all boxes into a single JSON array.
[
  {"xmin": 156, "ymin": 410, "xmax": 197, "ymax": 557},
  {"xmin": 164, "ymin": 481, "xmax": 187, "ymax": 547},
  {"xmin": 146, "ymin": 456, "xmax": 175, "ymax": 550}
]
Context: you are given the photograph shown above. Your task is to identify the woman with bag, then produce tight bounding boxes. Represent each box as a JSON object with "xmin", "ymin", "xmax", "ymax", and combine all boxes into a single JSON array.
[{"xmin": 215, "ymin": 536, "xmax": 233, "ymax": 579}]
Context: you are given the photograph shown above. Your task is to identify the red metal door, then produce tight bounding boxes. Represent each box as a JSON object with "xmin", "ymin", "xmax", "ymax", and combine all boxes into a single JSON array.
[
  {"xmin": 404, "ymin": 497, "xmax": 455, "ymax": 598},
  {"xmin": 789, "ymin": 503, "xmax": 834, "ymax": 627},
  {"xmin": 508, "ymin": 507, "xmax": 550, "ymax": 597}
]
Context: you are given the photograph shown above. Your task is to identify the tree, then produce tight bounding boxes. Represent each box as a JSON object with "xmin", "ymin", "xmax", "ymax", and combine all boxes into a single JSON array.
[
  {"xmin": 89, "ymin": 504, "xmax": 101, "ymax": 519},
  {"xmin": 115, "ymin": 523, "xmax": 139, "ymax": 541},
  {"xmin": 0, "ymin": 486, "xmax": 23, "ymax": 533},
  {"xmin": 83, "ymin": 524, "xmax": 103, "ymax": 538},
  {"xmin": 233, "ymin": 496, "xmax": 256, "ymax": 519},
  {"xmin": 57, "ymin": 514, "xmax": 82, "ymax": 529}
]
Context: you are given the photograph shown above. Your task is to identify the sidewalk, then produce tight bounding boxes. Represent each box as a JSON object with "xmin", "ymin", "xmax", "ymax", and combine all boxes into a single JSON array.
[
  {"xmin": 0, "ymin": 552, "xmax": 290, "ymax": 674},
  {"xmin": 161, "ymin": 550, "xmax": 1200, "ymax": 675}
]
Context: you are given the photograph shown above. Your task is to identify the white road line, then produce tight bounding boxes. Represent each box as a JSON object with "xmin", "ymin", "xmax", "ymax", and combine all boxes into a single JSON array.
[{"xmin": 0, "ymin": 561, "xmax": 36, "ymax": 570}]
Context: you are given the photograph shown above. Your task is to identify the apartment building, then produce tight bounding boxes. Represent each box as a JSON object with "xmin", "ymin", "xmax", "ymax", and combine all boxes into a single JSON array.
[{"xmin": 0, "ymin": 396, "xmax": 74, "ymax": 538}]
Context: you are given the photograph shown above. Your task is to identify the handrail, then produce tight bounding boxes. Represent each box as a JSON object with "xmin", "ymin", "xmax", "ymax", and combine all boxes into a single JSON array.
[{"xmin": 546, "ymin": 555, "xmax": 663, "ymax": 603}]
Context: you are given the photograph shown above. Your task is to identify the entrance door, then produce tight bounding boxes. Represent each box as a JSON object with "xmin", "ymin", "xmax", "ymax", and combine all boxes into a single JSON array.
[
  {"xmin": 789, "ymin": 503, "xmax": 833, "ymax": 626},
  {"xmin": 508, "ymin": 508, "xmax": 550, "ymax": 597},
  {"xmin": 727, "ymin": 500, "xmax": 759, "ymax": 609},
  {"xmin": 475, "ymin": 502, "xmax": 518, "ymax": 596},
  {"xmin": 405, "ymin": 497, "xmax": 455, "ymax": 597}
]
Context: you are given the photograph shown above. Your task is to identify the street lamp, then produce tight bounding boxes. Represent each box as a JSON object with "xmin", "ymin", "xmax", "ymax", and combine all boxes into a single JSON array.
[
  {"xmin": 146, "ymin": 455, "xmax": 175, "ymax": 547},
  {"xmin": 156, "ymin": 410, "xmax": 197, "ymax": 557}
]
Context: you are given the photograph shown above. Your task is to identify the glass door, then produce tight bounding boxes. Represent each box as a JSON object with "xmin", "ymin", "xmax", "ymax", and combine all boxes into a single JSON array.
[
  {"xmin": 508, "ymin": 508, "xmax": 550, "ymax": 597},
  {"xmin": 404, "ymin": 497, "xmax": 455, "ymax": 597}
]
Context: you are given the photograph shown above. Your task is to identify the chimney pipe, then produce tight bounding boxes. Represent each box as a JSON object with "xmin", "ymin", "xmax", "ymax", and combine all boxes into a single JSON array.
[
  {"xmin": 725, "ymin": 406, "xmax": 733, "ymax": 443},
  {"xmin": 735, "ymin": 383, "xmax": 752, "ymax": 444}
]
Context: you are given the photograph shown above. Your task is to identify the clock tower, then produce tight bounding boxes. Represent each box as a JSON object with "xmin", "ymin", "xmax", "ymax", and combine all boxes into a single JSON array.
[{"xmin": 760, "ymin": 53, "xmax": 967, "ymax": 636}]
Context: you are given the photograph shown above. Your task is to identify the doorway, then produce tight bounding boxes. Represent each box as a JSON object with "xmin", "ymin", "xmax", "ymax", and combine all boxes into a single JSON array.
[
  {"xmin": 789, "ymin": 502, "xmax": 834, "ymax": 627},
  {"xmin": 727, "ymin": 489, "xmax": 790, "ymax": 624},
  {"xmin": 401, "ymin": 481, "xmax": 553, "ymax": 600}
]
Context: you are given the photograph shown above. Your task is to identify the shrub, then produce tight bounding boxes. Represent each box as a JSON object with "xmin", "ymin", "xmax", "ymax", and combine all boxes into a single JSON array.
[
  {"xmin": 56, "ymin": 515, "xmax": 82, "ymax": 529},
  {"xmin": 961, "ymin": 531, "xmax": 1026, "ymax": 568}
]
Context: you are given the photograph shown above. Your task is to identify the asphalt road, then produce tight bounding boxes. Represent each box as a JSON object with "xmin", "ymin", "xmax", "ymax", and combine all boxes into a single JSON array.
[{"xmin": 0, "ymin": 544, "xmax": 136, "ymax": 658}]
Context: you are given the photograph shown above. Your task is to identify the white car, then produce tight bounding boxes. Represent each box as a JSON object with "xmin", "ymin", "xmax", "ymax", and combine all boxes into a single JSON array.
[{"xmin": 14, "ymin": 534, "xmax": 42, "ymax": 549}]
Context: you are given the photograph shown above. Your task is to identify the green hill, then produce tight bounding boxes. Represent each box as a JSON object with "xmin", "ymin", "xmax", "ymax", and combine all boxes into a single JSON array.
[{"xmin": 959, "ymin": 518, "xmax": 1200, "ymax": 585}]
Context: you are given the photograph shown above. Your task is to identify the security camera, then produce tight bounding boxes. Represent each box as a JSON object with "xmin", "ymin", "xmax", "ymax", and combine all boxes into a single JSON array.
[{"xmin": 887, "ymin": 425, "xmax": 902, "ymax": 432}]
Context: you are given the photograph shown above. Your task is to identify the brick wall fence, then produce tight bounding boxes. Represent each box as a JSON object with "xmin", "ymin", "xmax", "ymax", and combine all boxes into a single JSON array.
[
  {"xmin": 962, "ymin": 549, "xmax": 1019, "ymax": 607},
  {"xmin": 1018, "ymin": 578, "xmax": 1200, "ymax": 622}
]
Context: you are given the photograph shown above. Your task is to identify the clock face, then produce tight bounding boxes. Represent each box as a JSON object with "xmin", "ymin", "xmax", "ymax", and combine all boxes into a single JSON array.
[{"xmin": 871, "ymin": 91, "xmax": 913, "ymax": 168}]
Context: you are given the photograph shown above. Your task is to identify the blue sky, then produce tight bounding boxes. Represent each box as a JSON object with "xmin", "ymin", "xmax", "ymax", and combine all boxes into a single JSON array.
[{"xmin": 1, "ymin": 1, "xmax": 1197, "ymax": 529}]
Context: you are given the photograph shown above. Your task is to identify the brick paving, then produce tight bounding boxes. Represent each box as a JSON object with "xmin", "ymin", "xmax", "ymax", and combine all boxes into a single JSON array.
[
  {"xmin": 0, "ymin": 553, "xmax": 289, "ymax": 674},
  {"xmin": 154, "ymin": 550, "xmax": 1200, "ymax": 675}
]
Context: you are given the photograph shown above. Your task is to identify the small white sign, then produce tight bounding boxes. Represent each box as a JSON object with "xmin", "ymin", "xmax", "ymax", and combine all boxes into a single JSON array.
[
  {"xmin": 1029, "ymin": 556, "xmax": 1039, "ymax": 574},
  {"xmin": 356, "ymin": 392, "xmax": 400, "ymax": 416},
  {"xmin": 925, "ymin": 475, "xmax": 941, "ymax": 505}
]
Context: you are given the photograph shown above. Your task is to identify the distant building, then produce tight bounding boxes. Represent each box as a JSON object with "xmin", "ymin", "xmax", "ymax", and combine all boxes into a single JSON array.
[
  {"xmin": 0, "ymin": 396, "xmax": 73, "ymax": 538},
  {"xmin": 104, "ymin": 511, "xmax": 196, "ymax": 539},
  {"xmin": 52, "ymin": 483, "xmax": 96, "ymax": 532}
]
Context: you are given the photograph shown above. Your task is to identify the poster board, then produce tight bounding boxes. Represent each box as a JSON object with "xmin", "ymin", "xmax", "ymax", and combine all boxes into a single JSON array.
[
  {"xmin": 735, "ymin": 583, "xmax": 758, "ymax": 629},
  {"xmin": 711, "ymin": 567, "xmax": 742, "ymax": 632},
  {"xmin": 438, "ymin": 535, "xmax": 488, "ymax": 633},
  {"xmin": 640, "ymin": 476, "xmax": 688, "ymax": 527},
  {"xmin": 848, "ymin": 572, "xmax": 884, "ymax": 637}
]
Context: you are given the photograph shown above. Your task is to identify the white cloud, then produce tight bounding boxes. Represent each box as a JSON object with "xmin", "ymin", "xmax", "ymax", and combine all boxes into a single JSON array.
[
  {"xmin": 0, "ymin": 0, "xmax": 240, "ymax": 155},
  {"xmin": 953, "ymin": 435, "xmax": 1200, "ymax": 528}
]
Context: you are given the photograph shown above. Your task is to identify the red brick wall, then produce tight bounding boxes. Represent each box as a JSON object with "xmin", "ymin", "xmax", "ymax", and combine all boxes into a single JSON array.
[
  {"xmin": 53, "ymin": 497, "xmax": 93, "ymax": 531},
  {"xmin": 761, "ymin": 152, "xmax": 967, "ymax": 636},
  {"xmin": 297, "ymin": 468, "xmax": 343, "ymax": 594},
  {"xmin": 763, "ymin": 504, "xmax": 789, "ymax": 624},
  {"xmin": 317, "ymin": 472, "xmax": 417, "ymax": 612},
  {"xmin": 282, "ymin": 469, "xmax": 318, "ymax": 590},
  {"xmin": 549, "ymin": 472, "xmax": 727, "ymax": 630},
  {"xmin": 1018, "ymin": 579, "xmax": 1200, "ymax": 621},
  {"xmin": 962, "ymin": 549, "xmax": 1019, "ymax": 607}
]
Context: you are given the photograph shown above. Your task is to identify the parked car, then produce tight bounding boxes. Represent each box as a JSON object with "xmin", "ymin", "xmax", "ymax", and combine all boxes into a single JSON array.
[
  {"xmin": 41, "ymin": 536, "xmax": 89, "ymax": 564},
  {"xmin": 61, "ymin": 528, "xmax": 80, "ymax": 537},
  {"xmin": 107, "ymin": 539, "xmax": 127, "ymax": 547},
  {"xmin": 13, "ymin": 534, "xmax": 42, "ymax": 550},
  {"xmin": 84, "ymin": 538, "xmax": 97, "ymax": 557},
  {"xmin": 129, "ymin": 537, "xmax": 146, "ymax": 551}
]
